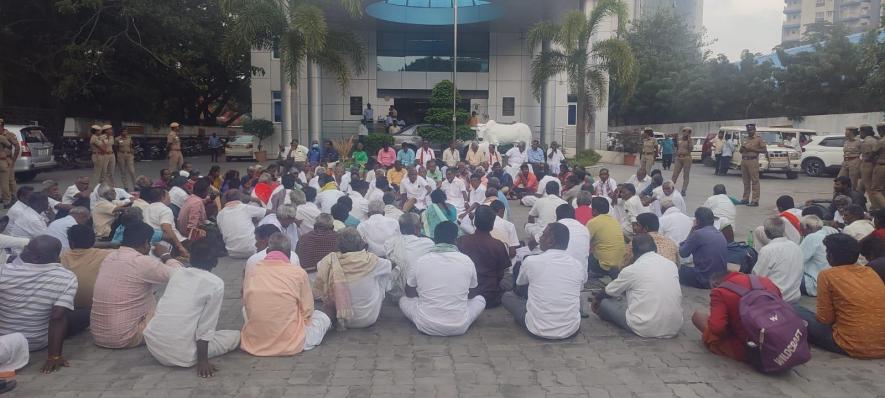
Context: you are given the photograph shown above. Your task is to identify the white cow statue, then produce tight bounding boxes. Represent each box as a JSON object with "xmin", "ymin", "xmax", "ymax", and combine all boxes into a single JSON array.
[{"xmin": 474, "ymin": 120, "xmax": 532, "ymax": 145}]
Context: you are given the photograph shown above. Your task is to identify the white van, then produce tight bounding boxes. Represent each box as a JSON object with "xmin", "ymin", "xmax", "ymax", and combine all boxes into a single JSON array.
[{"xmin": 719, "ymin": 126, "xmax": 815, "ymax": 180}]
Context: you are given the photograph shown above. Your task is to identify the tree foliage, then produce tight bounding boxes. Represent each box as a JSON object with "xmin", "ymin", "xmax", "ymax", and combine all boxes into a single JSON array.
[
  {"xmin": 420, "ymin": 80, "xmax": 474, "ymax": 144},
  {"xmin": 611, "ymin": 15, "xmax": 885, "ymax": 125},
  {"xmin": 242, "ymin": 118, "xmax": 275, "ymax": 149},
  {"xmin": 0, "ymin": 0, "xmax": 251, "ymax": 127}
]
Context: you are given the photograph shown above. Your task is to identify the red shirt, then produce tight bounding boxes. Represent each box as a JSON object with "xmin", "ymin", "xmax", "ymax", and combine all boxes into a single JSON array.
[
  {"xmin": 575, "ymin": 205, "xmax": 594, "ymax": 226},
  {"xmin": 703, "ymin": 272, "xmax": 781, "ymax": 362},
  {"xmin": 514, "ymin": 172, "xmax": 538, "ymax": 192}
]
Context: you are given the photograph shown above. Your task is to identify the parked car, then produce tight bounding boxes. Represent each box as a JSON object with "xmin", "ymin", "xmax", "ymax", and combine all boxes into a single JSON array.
[
  {"xmin": 225, "ymin": 135, "xmax": 257, "ymax": 161},
  {"xmin": 719, "ymin": 126, "xmax": 813, "ymax": 179},
  {"xmin": 5, "ymin": 124, "xmax": 56, "ymax": 182},
  {"xmin": 800, "ymin": 134, "xmax": 844, "ymax": 177},
  {"xmin": 392, "ymin": 124, "xmax": 438, "ymax": 150}
]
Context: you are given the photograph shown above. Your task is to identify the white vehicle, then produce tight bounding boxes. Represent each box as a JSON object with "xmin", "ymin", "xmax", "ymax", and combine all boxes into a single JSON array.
[
  {"xmin": 719, "ymin": 126, "xmax": 815, "ymax": 180},
  {"xmin": 691, "ymin": 136, "xmax": 705, "ymax": 162},
  {"xmin": 800, "ymin": 134, "xmax": 844, "ymax": 177},
  {"xmin": 4, "ymin": 124, "xmax": 57, "ymax": 182},
  {"xmin": 225, "ymin": 135, "xmax": 257, "ymax": 161}
]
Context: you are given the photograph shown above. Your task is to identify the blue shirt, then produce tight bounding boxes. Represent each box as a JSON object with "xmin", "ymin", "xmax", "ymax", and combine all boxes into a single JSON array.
[
  {"xmin": 397, "ymin": 148, "xmax": 415, "ymax": 165},
  {"xmin": 661, "ymin": 138, "xmax": 675, "ymax": 155},
  {"xmin": 324, "ymin": 148, "xmax": 340, "ymax": 162},
  {"xmin": 678, "ymin": 225, "xmax": 727, "ymax": 286},
  {"xmin": 799, "ymin": 226, "xmax": 838, "ymax": 296},
  {"xmin": 722, "ymin": 139, "xmax": 736, "ymax": 158},
  {"xmin": 496, "ymin": 191, "xmax": 511, "ymax": 220},
  {"xmin": 208, "ymin": 136, "xmax": 222, "ymax": 148},
  {"xmin": 363, "ymin": 108, "xmax": 373, "ymax": 122},
  {"xmin": 308, "ymin": 147, "xmax": 322, "ymax": 163},
  {"xmin": 527, "ymin": 147, "xmax": 545, "ymax": 163}
]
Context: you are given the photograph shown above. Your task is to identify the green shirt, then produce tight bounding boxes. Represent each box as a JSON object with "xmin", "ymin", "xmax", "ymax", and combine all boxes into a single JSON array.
[
  {"xmin": 352, "ymin": 150, "xmax": 368, "ymax": 167},
  {"xmin": 426, "ymin": 168, "xmax": 443, "ymax": 184}
]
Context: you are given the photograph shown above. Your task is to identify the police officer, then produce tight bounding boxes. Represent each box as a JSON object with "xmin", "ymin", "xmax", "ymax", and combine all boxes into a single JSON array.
[
  {"xmin": 0, "ymin": 118, "xmax": 14, "ymax": 207},
  {"xmin": 116, "ymin": 127, "xmax": 136, "ymax": 192},
  {"xmin": 168, "ymin": 122, "xmax": 183, "ymax": 170},
  {"xmin": 0, "ymin": 119, "xmax": 20, "ymax": 203},
  {"xmin": 838, "ymin": 126, "xmax": 862, "ymax": 192},
  {"xmin": 90, "ymin": 124, "xmax": 113, "ymax": 186},
  {"xmin": 859, "ymin": 124, "xmax": 877, "ymax": 196},
  {"xmin": 739, "ymin": 124, "xmax": 767, "ymax": 207},
  {"xmin": 640, "ymin": 128, "xmax": 658, "ymax": 173},
  {"xmin": 671, "ymin": 127, "xmax": 693, "ymax": 196},
  {"xmin": 870, "ymin": 123, "xmax": 885, "ymax": 210},
  {"xmin": 102, "ymin": 125, "xmax": 116, "ymax": 185}
]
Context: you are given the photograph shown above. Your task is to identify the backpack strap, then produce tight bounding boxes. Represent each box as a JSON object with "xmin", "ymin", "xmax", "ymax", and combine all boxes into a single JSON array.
[
  {"xmin": 747, "ymin": 275, "xmax": 763, "ymax": 291},
  {"xmin": 719, "ymin": 281, "xmax": 751, "ymax": 297}
]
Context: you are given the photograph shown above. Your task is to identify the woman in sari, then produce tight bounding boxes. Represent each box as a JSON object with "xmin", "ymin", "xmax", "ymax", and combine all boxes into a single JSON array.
[
  {"xmin": 422, "ymin": 189, "xmax": 457, "ymax": 239},
  {"xmin": 314, "ymin": 228, "xmax": 392, "ymax": 330}
]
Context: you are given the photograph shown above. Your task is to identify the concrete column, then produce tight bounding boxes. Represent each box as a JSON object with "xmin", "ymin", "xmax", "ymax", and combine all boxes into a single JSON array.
[
  {"xmin": 281, "ymin": 76, "xmax": 293, "ymax": 150},
  {"xmin": 307, "ymin": 61, "xmax": 322, "ymax": 144},
  {"xmin": 539, "ymin": 40, "xmax": 557, "ymax": 146}
]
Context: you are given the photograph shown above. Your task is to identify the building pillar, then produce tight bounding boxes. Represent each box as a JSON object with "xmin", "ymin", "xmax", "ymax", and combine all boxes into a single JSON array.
[
  {"xmin": 307, "ymin": 61, "xmax": 322, "ymax": 144},
  {"xmin": 281, "ymin": 76, "xmax": 293, "ymax": 152},
  {"xmin": 539, "ymin": 40, "xmax": 557, "ymax": 146}
]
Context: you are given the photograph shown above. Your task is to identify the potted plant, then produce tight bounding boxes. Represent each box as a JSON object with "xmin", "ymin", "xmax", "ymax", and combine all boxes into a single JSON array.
[
  {"xmin": 242, "ymin": 118, "xmax": 275, "ymax": 162},
  {"xmin": 620, "ymin": 130, "xmax": 642, "ymax": 166}
]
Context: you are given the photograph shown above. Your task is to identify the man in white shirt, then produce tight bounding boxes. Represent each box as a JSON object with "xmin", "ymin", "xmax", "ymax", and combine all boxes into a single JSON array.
[
  {"xmin": 751, "ymin": 195, "xmax": 802, "ymax": 251},
  {"xmin": 466, "ymin": 173, "xmax": 487, "ymax": 210},
  {"xmin": 593, "ymin": 234, "xmax": 683, "ymax": 338},
  {"xmin": 647, "ymin": 180, "xmax": 686, "ymax": 217},
  {"xmin": 347, "ymin": 181, "xmax": 370, "ymax": 221},
  {"xmin": 62, "ymin": 176, "xmax": 91, "ymax": 206},
  {"xmin": 842, "ymin": 205, "xmax": 874, "ymax": 241},
  {"xmin": 592, "ymin": 168, "xmax": 618, "ymax": 198},
  {"xmin": 416, "ymin": 140, "xmax": 436, "ymax": 169},
  {"xmin": 702, "ymin": 184, "xmax": 736, "ymax": 230},
  {"xmin": 6, "ymin": 191, "xmax": 50, "ymax": 239},
  {"xmin": 385, "ymin": 213, "xmax": 435, "ymax": 301},
  {"xmin": 520, "ymin": 171, "xmax": 561, "ymax": 207},
  {"xmin": 752, "ymin": 217, "xmax": 804, "ymax": 303},
  {"xmin": 143, "ymin": 240, "xmax": 240, "ymax": 376},
  {"xmin": 399, "ymin": 168, "xmax": 431, "ymax": 212},
  {"xmin": 142, "ymin": 188, "xmax": 187, "ymax": 257},
  {"xmin": 441, "ymin": 141, "xmax": 460, "ymax": 168},
  {"xmin": 357, "ymin": 201, "xmax": 401, "ymax": 257},
  {"xmin": 382, "ymin": 191, "xmax": 405, "ymax": 220},
  {"xmin": 659, "ymin": 198, "xmax": 693, "ymax": 245},
  {"xmin": 626, "ymin": 168, "xmax": 651, "ymax": 195},
  {"xmin": 555, "ymin": 204, "xmax": 590, "ymax": 266},
  {"xmin": 168, "ymin": 181, "xmax": 189, "ymax": 209},
  {"xmin": 613, "ymin": 183, "xmax": 650, "ymax": 238},
  {"xmin": 399, "ymin": 221, "xmax": 485, "ymax": 336},
  {"xmin": 440, "ymin": 168, "xmax": 468, "ymax": 212},
  {"xmin": 524, "ymin": 181, "xmax": 568, "ymax": 242},
  {"xmin": 217, "ymin": 189, "xmax": 270, "ymax": 258},
  {"xmin": 489, "ymin": 200, "xmax": 519, "ymax": 257},
  {"xmin": 46, "ymin": 206, "xmax": 90, "ymax": 251},
  {"xmin": 503, "ymin": 223, "xmax": 586, "ymax": 339},
  {"xmin": 258, "ymin": 204, "xmax": 299, "ymax": 250},
  {"xmin": 295, "ymin": 187, "xmax": 322, "ymax": 236},
  {"xmin": 315, "ymin": 175, "xmax": 345, "ymax": 214},
  {"xmin": 504, "ymin": 142, "xmax": 528, "ymax": 180}
]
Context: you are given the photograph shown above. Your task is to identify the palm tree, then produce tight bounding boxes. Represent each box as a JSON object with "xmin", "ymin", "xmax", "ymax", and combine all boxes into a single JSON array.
[
  {"xmin": 528, "ymin": 0, "xmax": 636, "ymax": 151},
  {"xmin": 220, "ymin": 0, "xmax": 367, "ymax": 143}
]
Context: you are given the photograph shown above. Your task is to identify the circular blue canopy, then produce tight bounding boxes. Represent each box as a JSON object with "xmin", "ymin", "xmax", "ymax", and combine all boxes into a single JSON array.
[{"xmin": 366, "ymin": 0, "xmax": 502, "ymax": 25}]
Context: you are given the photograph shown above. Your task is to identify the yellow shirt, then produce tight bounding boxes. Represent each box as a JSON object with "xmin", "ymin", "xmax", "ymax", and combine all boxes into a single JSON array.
[
  {"xmin": 61, "ymin": 248, "xmax": 112, "ymax": 309},
  {"xmin": 386, "ymin": 168, "xmax": 406, "ymax": 186},
  {"xmin": 466, "ymin": 149, "xmax": 485, "ymax": 167},
  {"xmin": 587, "ymin": 214, "xmax": 626, "ymax": 270}
]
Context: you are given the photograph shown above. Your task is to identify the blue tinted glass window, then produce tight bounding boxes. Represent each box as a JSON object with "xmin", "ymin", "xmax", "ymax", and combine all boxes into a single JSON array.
[
  {"xmin": 567, "ymin": 104, "xmax": 577, "ymax": 126},
  {"xmin": 377, "ymin": 31, "xmax": 488, "ymax": 72},
  {"xmin": 272, "ymin": 91, "xmax": 282, "ymax": 123}
]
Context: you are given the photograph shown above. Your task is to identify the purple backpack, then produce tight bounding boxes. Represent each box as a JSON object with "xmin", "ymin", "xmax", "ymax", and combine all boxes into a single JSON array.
[{"xmin": 720, "ymin": 276, "xmax": 811, "ymax": 373}]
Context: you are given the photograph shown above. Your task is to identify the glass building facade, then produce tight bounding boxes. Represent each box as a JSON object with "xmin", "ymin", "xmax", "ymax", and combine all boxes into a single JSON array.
[{"xmin": 376, "ymin": 31, "xmax": 490, "ymax": 72}]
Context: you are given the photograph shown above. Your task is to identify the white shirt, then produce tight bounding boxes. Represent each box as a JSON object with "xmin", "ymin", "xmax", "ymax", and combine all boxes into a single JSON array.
[
  {"xmin": 416, "ymin": 147, "xmax": 435, "ymax": 168},
  {"xmin": 659, "ymin": 207, "xmax": 693, "ymax": 245},
  {"xmin": 844, "ymin": 219, "xmax": 875, "ymax": 241},
  {"xmin": 546, "ymin": 149, "xmax": 565, "ymax": 174},
  {"xmin": 384, "ymin": 205, "xmax": 404, "ymax": 221},
  {"xmin": 348, "ymin": 192, "xmax": 369, "ymax": 221},
  {"xmin": 626, "ymin": 174, "xmax": 651, "ymax": 194},
  {"xmin": 316, "ymin": 189, "xmax": 345, "ymax": 214},
  {"xmin": 89, "ymin": 185, "xmax": 132, "ymax": 210},
  {"xmin": 169, "ymin": 186, "xmax": 188, "ymax": 208},
  {"xmin": 295, "ymin": 202, "xmax": 321, "ymax": 235},
  {"xmin": 245, "ymin": 249, "xmax": 301, "ymax": 273},
  {"xmin": 558, "ymin": 218, "xmax": 590, "ymax": 265},
  {"xmin": 344, "ymin": 259, "xmax": 393, "ymax": 328},
  {"xmin": 6, "ymin": 204, "xmax": 47, "ymax": 240},
  {"xmin": 62, "ymin": 185, "xmax": 83, "ymax": 204},
  {"xmin": 143, "ymin": 267, "xmax": 229, "ymax": 367},
  {"xmin": 468, "ymin": 185, "xmax": 486, "ymax": 207},
  {"xmin": 400, "ymin": 176, "xmax": 430, "ymax": 210},
  {"xmin": 357, "ymin": 214, "xmax": 401, "ymax": 257},
  {"xmin": 703, "ymin": 194, "xmax": 736, "ymax": 229},
  {"xmin": 339, "ymin": 173, "xmax": 352, "ymax": 193},
  {"xmin": 308, "ymin": 176, "xmax": 320, "ymax": 191},
  {"xmin": 752, "ymin": 237, "xmax": 804, "ymax": 303},
  {"xmin": 365, "ymin": 188, "xmax": 383, "ymax": 204},
  {"xmin": 605, "ymin": 252, "xmax": 683, "ymax": 338},
  {"xmin": 406, "ymin": 250, "xmax": 479, "ymax": 336},
  {"xmin": 517, "ymin": 249, "xmax": 586, "ymax": 339},
  {"xmin": 442, "ymin": 148, "xmax": 460, "ymax": 168},
  {"xmin": 528, "ymin": 195, "xmax": 568, "ymax": 230},
  {"xmin": 650, "ymin": 187, "xmax": 686, "ymax": 217},
  {"xmin": 144, "ymin": 202, "xmax": 186, "ymax": 241},
  {"xmin": 505, "ymin": 147, "xmax": 527, "ymax": 168},
  {"xmin": 535, "ymin": 175, "xmax": 561, "ymax": 195},
  {"xmin": 47, "ymin": 216, "xmax": 78, "ymax": 251},
  {"xmin": 490, "ymin": 216, "xmax": 520, "ymax": 249},
  {"xmin": 622, "ymin": 195, "xmax": 650, "ymax": 223},
  {"xmin": 593, "ymin": 178, "xmax": 618, "ymax": 197},
  {"xmin": 441, "ymin": 178, "xmax": 467, "ymax": 210},
  {"xmin": 258, "ymin": 214, "xmax": 299, "ymax": 249},
  {"xmin": 217, "ymin": 202, "xmax": 267, "ymax": 258},
  {"xmin": 385, "ymin": 234, "xmax": 435, "ymax": 272}
]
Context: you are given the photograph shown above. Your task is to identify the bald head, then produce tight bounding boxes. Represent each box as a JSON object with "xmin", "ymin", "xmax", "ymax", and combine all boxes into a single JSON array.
[{"xmin": 21, "ymin": 235, "xmax": 62, "ymax": 264}]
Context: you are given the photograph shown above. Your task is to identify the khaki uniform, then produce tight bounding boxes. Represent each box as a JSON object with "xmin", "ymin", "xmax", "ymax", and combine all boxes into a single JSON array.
[
  {"xmin": 671, "ymin": 137, "xmax": 692, "ymax": 194},
  {"xmin": 91, "ymin": 134, "xmax": 114, "ymax": 186},
  {"xmin": 870, "ymin": 136, "xmax": 885, "ymax": 210},
  {"xmin": 838, "ymin": 137, "xmax": 862, "ymax": 191},
  {"xmin": 2, "ymin": 130, "xmax": 19, "ymax": 200},
  {"xmin": 116, "ymin": 135, "xmax": 136, "ymax": 190},
  {"xmin": 739, "ymin": 135, "xmax": 767, "ymax": 203},
  {"xmin": 0, "ymin": 134, "xmax": 13, "ymax": 202},
  {"xmin": 168, "ymin": 131, "xmax": 183, "ymax": 170},
  {"xmin": 858, "ymin": 136, "xmax": 877, "ymax": 195},
  {"xmin": 640, "ymin": 137, "xmax": 658, "ymax": 172}
]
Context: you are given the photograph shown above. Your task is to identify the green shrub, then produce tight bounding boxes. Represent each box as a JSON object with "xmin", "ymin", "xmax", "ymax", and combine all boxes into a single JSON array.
[
  {"xmin": 570, "ymin": 149, "xmax": 601, "ymax": 169},
  {"xmin": 420, "ymin": 80, "xmax": 472, "ymax": 145},
  {"xmin": 242, "ymin": 118, "xmax": 275, "ymax": 150},
  {"xmin": 363, "ymin": 133, "xmax": 395, "ymax": 154}
]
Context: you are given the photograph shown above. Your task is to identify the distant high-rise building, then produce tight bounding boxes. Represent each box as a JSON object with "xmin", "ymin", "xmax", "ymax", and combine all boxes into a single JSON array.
[
  {"xmin": 782, "ymin": 0, "xmax": 883, "ymax": 47},
  {"xmin": 632, "ymin": 0, "xmax": 704, "ymax": 31}
]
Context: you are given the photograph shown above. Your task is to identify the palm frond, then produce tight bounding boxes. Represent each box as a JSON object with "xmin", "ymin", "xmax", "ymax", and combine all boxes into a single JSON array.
[
  {"xmin": 585, "ymin": 0, "xmax": 629, "ymax": 39},
  {"xmin": 336, "ymin": 0, "xmax": 364, "ymax": 18},
  {"xmin": 530, "ymin": 49, "xmax": 567, "ymax": 101},
  {"xmin": 591, "ymin": 37, "xmax": 636, "ymax": 98},
  {"xmin": 292, "ymin": 3, "xmax": 328, "ymax": 58},
  {"xmin": 327, "ymin": 30, "xmax": 367, "ymax": 77},
  {"xmin": 281, "ymin": 29, "xmax": 307, "ymax": 85},
  {"xmin": 315, "ymin": 45, "xmax": 351, "ymax": 90},
  {"xmin": 526, "ymin": 21, "xmax": 561, "ymax": 52},
  {"xmin": 584, "ymin": 67, "xmax": 608, "ymax": 108},
  {"xmin": 559, "ymin": 11, "xmax": 589, "ymax": 53},
  {"xmin": 220, "ymin": 0, "xmax": 287, "ymax": 65}
]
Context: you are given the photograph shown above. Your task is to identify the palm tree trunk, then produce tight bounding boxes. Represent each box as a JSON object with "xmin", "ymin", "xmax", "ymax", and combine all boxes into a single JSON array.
[{"xmin": 575, "ymin": 92, "xmax": 588, "ymax": 151}]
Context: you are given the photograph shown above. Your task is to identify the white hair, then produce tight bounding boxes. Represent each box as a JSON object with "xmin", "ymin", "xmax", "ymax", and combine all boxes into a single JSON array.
[
  {"xmin": 368, "ymin": 200, "xmax": 385, "ymax": 215},
  {"xmin": 662, "ymin": 180, "xmax": 674, "ymax": 189},
  {"xmin": 277, "ymin": 204, "xmax": 297, "ymax": 220},
  {"xmin": 800, "ymin": 215, "xmax": 823, "ymax": 233},
  {"xmin": 660, "ymin": 198, "xmax": 675, "ymax": 209},
  {"xmin": 763, "ymin": 216, "xmax": 785, "ymax": 239}
]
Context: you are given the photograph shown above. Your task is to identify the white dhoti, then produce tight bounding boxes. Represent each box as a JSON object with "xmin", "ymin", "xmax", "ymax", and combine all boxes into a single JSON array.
[
  {"xmin": 520, "ymin": 195, "xmax": 539, "ymax": 207},
  {"xmin": 0, "ymin": 333, "xmax": 29, "ymax": 374},
  {"xmin": 524, "ymin": 222, "xmax": 545, "ymax": 243},
  {"xmin": 398, "ymin": 296, "xmax": 485, "ymax": 337},
  {"xmin": 303, "ymin": 310, "xmax": 332, "ymax": 351}
]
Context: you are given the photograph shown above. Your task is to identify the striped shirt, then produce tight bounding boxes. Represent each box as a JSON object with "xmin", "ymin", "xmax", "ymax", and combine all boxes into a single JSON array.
[{"xmin": 0, "ymin": 259, "xmax": 77, "ymax": 350}]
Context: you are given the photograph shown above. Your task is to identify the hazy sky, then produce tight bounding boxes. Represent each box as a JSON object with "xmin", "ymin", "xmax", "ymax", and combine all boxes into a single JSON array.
[{"xmin": 704, "ymin": 0, "xmax": 784, "ymax": 61}]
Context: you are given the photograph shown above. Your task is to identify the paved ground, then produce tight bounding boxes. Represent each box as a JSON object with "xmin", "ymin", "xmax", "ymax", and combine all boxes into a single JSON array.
[{"xmin": 9, "ymin": 157, "xmax": 885, "ymax": 398}]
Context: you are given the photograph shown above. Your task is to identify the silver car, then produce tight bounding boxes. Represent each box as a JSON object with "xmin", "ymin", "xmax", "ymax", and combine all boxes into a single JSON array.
[{"xmin": 4, "ymin": 124, "xmax": 56, "ymax": 181}]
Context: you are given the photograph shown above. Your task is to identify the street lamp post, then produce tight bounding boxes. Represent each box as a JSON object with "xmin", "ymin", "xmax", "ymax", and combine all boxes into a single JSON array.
[{"xmin": 452, "ymin": 0, "xmax": 458, "ymax": 141}]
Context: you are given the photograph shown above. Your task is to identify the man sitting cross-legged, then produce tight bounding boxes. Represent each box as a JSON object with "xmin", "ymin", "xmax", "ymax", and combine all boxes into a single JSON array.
[
  {"xmin": 241, "ymin": 233, "xmax": 331, "ymax": 356},
  {"xmin": 314, "ymin": 228, "xmax": 392, "ymax": 330},
  {"xmin": 592, "ymin": 234, "xmax": 683, "ymax": 338},
  {"xmin": 399, "ymin": 221, "xmax": 485, "ymax": 336},
  {"xmin": 144, "ymin": 239, "xmax": 240, "ymax": 377},
  {"xmin": 456, "ymin": 206, "xmax": 511, "ymax": 308},
  {"xmin": 503, "ymin": 223, "xmax": 586, "ymax": 340},
  {"xmin": 385, "ymin": 213, "xmax": 435, "ymax": 302}
]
